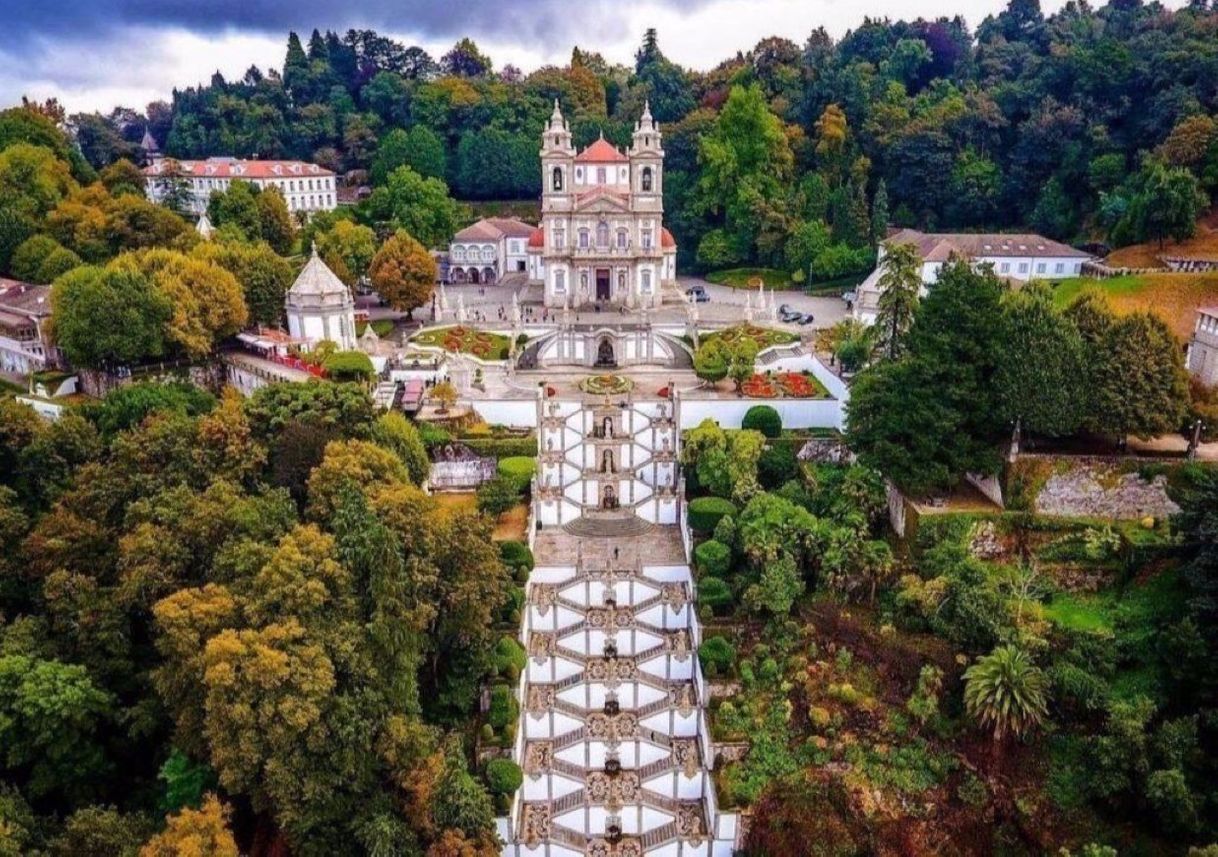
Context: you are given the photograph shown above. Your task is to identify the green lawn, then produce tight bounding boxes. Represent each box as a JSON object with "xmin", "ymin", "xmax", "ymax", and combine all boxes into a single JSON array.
[
  {"xmin": 1044, "ymin": 567, "xmax": 1185, "ymax": 636},
  {"xmin": 1043, "ymin": 591, "xmax": 1116, "ymax": 633},
  {"xmin": 705, "ymin": 267, "xmax": 797, "ymax": 289},
  {"xmin": 1052, "ymin": 275, "xmax": 1147, "ymax": 308},
  {"xmin": 356, "ymin": 319, "xmax": 395, "ymax": 337}
]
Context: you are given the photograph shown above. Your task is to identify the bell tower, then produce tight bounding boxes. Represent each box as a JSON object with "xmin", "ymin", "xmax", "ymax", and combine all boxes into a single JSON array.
[
  {"xmin": 541, "ymin": 100, "xmax": 575, "ymax": 214},
  {"xmin": 629, "ymin": 101, "xmax": 663, "ymax": 207}
]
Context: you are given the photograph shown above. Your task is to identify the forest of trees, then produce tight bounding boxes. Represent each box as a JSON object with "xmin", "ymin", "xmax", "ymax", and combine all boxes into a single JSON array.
[{"xmin": 62, "ymin": 1, "xmax": 1218, "ymax": 278}]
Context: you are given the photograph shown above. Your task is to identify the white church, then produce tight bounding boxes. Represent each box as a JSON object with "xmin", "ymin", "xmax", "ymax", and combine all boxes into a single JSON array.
[{"xmin": 527, "ymin": 102, "xmax": 678, "ymax": 309}]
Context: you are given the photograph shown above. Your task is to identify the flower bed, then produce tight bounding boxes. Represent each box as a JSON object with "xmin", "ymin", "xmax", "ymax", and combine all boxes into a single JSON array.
[
  {"xmin": 580, "ymin": 374, "xmax": 634, "ymax": 395},
  {"xmin": 412, "ymin": 326, "xmax": 512, "ymax": 360},
  {"xmin": 741, "ymin": 371, "xmax": 828, "ymax": 399},
  {"xmin": 704, "ymin": 324, "xmax": 798, "ymax": 350}
]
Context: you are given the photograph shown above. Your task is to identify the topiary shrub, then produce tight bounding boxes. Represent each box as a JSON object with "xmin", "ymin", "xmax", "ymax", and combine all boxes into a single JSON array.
[
  {"xmin": 485, "ymin": 758, "xmax": 523, "ymax": 794},
  {"xmin": 698, "ymin": 577, "xmax": 734, "ymax": 615},
  {"xmin": 694, "ymin": 539, "xmax": 731, "ymax": 578},
  {"xmin": 758, "ymin": 443, "xmax": 799, "ymax": 489},
  {"xmin": 688, "ymin": 497, "xmax": 737, "ymax": 535},
  {"xmin": 712, "ymin": 514, "xmax": 737, "ymax": 548},
  {"xmin": 488, "ymin": 684, "xmax": 516, "ymax": 729},
  {"xmin": 480, "ymin": 723, "xmax": 495, "ymax": 741},
  {"xmin": 742, "ymin": 405, "xmax": 782, "ymax": 438},
  {"xmin": 699, "ymin": 636, "xmax": 736, "ymax": 678},
  {"xmin": 499, "ymin": 540, "xmax": 534, "ymax": 573},
  {"xmin": 497, "ymin": 456, "xmax": 535, "ymax": 493},
  {"xmin": 493, "ymin": 636, "xmax": 527, "ymax": 677}
]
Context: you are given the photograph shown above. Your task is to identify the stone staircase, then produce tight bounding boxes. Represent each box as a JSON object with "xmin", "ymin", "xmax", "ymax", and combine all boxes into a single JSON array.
[
  {"xmin": 562, "ymin": 513, "xmax": 654, "ymax": 538},
  {"xmin": 507, "ymin": 550, "xmax": 730, "ymax": 854}
]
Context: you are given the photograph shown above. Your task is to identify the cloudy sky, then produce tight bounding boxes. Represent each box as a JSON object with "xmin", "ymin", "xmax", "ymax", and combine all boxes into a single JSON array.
[{"xmin": 0, "ymin": 0, "xmax": 1142, "ymax": 114}]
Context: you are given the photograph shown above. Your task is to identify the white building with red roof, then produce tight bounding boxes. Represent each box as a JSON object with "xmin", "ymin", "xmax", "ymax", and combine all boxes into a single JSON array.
[
  {"xmin": 142, "ymin": 156, "xmax": 337, "ymax": 217},
  {"xmin": 447, "ymin": 217, "xmax": 537, "ymax": 285},
  {"xmin": 530, "ymin": 101, "xmax": 677, "ymax": 308},
  {"xmin": 853, "ymin": 228, "xmax": 1092, "ymax": 324}
]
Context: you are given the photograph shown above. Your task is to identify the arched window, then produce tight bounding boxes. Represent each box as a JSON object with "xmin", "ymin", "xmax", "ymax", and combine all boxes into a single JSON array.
[
  {"xmin": 641, "ymin": 167, "xmax": 653, "ymax": 192},
  {"xmin": 596, "ymin": 221, "xmax": 609, "ymax": 247},
  {"xmin": 617, "ymin": 229, "xmax": 628, "ymax": 249},
  {"xmin": 551, "ymin": 166, "xmax": 563, "ymax": 191},
  {"xmin": 578, "ymin": 229, "xmax": 589, "ymax": 249}
]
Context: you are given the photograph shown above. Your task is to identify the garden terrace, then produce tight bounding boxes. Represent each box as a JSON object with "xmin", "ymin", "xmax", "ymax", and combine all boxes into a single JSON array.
[
  {"xmin": 411, "ymin": 325, "xmax": 517, "ymax": 360},
  {"xmin": 699, "ymin": 324, "xmax": 798, "ymax": 351}
]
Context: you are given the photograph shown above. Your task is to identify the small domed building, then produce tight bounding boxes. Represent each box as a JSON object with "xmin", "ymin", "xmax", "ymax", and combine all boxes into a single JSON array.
[{"xmin": 286, "ymin": 245, "xmax": 357, "ymax": 351}]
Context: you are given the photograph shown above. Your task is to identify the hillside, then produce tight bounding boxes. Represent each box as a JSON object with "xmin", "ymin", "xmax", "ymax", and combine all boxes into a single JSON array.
[
  {"xmin": 1053, "ymin": 271, "xmax": 1218, "ymax": 339},
  {"xmin": 1105, "ymin": 210, "xmax": 1218, "ymax": 268}
]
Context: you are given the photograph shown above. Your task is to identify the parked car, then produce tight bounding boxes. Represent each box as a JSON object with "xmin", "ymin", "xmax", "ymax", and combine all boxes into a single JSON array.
[
  {"xmin": 685, "ymin": 285, "xmax": 711, "ymax": 303},
  {"xmin": 779, "ymin": 303, "xmax": 814, "ymax": 325}
]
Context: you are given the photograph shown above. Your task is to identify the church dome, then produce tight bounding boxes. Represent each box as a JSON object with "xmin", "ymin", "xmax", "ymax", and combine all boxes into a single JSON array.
[{"xmin": 287, "ymin": 245, "xmax": 352, "ymax": 308}]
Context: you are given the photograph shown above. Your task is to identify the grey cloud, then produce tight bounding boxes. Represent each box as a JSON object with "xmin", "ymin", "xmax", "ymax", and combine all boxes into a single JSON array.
[{"xmin": 0, "ymin": 0, "xmax": 714, "ymax": 59}]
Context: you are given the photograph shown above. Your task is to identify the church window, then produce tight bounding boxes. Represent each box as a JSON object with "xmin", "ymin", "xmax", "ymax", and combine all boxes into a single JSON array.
[
  {"xmin": 642, "ymin": 229, "xmax": 653, "ymax": 249},
  {"xmin": 641, "ymin": 270, "xmax": 652, "ymax": 293},
  {"xmin": 597, "ymin": 167, "xmax": 606, "ymax": 184},
  {"xmin": 554, "ymin": 228, "xmax": 565, "ymax": 249},
  {"xmin": 642, "ymin": 167, "xmax": 653, "ymax": 191},
  {"xmin": 555, "ymin": 270, "xmax": 566, "ymax": 292},
  {"xmin": 617, "ymin": 229, "xmax": 628, "ymax": 249},
  {"xmin": 596, "ymin": 221, "xmax": 609, "ymax": 247},
  {"xmin": 579, "ymin": 229, "xmax": 589, "ymax": 249},
  {"xmin": 552, "ymin": 167, "xmax": 563, "ymax": 191}
]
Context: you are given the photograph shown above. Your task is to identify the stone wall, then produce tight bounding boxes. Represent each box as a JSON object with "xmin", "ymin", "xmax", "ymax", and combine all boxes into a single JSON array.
[{"xmin": 1020, "ymin": 456, "xmax": 1181, "ymax": 520}]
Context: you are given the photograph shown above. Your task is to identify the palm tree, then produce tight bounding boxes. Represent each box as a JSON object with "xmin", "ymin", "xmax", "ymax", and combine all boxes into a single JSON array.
[
  {"xmin": 873, "ymin": 241, "xmax": 922, "ymax": 360},
  {"xmin": 963, "ymin": 644, "xmax": 1049, "ymax": 742}
]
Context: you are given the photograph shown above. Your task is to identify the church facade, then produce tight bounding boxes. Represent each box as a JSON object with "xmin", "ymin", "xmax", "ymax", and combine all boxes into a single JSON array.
[{"xmin": 527, "ymin": 102, "xmax": 677, "ymax": 308}]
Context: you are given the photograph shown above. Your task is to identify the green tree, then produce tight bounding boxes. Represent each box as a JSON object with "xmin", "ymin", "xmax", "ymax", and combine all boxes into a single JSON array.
[
  {"xmin": 1090, "ymin": 311, "xmax": 1189, "ymax": 443},
  {"xmin": 0, "ymin": 655, "xmax": 114, "ymax": 801},
  {"xmin": 873, "ymin": 241, "xmax": 921, "ymax": 360},
  {"xmin": 1124, "ymin": 160, "xmax": 1207, "ymax": 249},
  {"xmin": 192, "ymin": 238, "xmax": 294, "ymax": 327},
  {"xmin": 206, "ymin": 180, "xmax": 261, "ymax": 240},
  {"xmin": 695, "ymin": 85, "xmax": 793, "ymax": 264},
  {"xmin": 963, "ymin": 644, "xmax": 1048, "ymax": 742},
  {"xmin": 316, "ymin": 219, "xmax": 377, "ymax": 286},
  {"xmin": 50, "ymin": 265, "xmax": 171, "ymax": 368},
  {"xmin": 367, "ymin": 166, "xmax": 462, "ymax": 249},
  {"xmin": 371, "ymin": 126, "xmax": 447, "ymax": 185},
  {"xmin": 254, "ymin": 186, "xmax": 294, "ymax": 254},
  {"xmin": 994, "ymin": 282, "xmax": 1087, "ymax": 437},
  {"xmin": 371, "ymin": 411, "xmax": 430, "ymax": 484}
]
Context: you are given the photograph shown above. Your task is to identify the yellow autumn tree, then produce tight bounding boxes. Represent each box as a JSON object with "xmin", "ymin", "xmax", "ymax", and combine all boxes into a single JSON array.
[
  {"xmin": 368, "ymin": 229, "xmax": 436, "ymax": 318},
  {"xmin": 140, "ymin": 794, "xmax": 238, "ymax": 857}
]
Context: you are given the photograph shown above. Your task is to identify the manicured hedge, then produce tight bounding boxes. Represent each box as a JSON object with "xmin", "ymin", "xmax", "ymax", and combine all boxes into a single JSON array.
[
  {"xmin": 688, "ymin": 497, "xmax": 738, "ymax": 535},
  {"xmin": 493, "ymin": 636, "xmax": 527, "ymax": 677},
  {"xmin": 461, "ymin": 436, "xmax": 538, "ymax": 459},
  {"xmin": 698, "ymin": 577, "xmax": 734, "ymax": 615},
  {"xmin": 498, "ymin": 456, "xmax": 536, "ymax": 492},
  {"xmin": 499, "ymin": 540, "xmax": 535, "ymax": 572},
  {"xmin": 742, "ymin": 405, "xmax": 782, "ymax": 438},
  {"xmin": 485, "ymin": 758, "xmax": 523, "ymax": 794},
  {"xmin": 488, "ymin": 684, "xmax": 516, "ymax": 729},
  {"xmin": 694, "ymin": 539, "xmax": 731, "ymax": 578},
  {"xmin": 698, "ymin": 636, "xmax": 736, "ymax": 678}
]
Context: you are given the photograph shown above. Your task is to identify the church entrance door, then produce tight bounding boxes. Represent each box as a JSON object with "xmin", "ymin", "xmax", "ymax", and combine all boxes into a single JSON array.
[
  {"xmin": 596, "ymin": 268, "xmax": 611, "ymax": 301},
  {"xmin": 595, "ymin": 338, "xmax": 616, "ymax": 368}
]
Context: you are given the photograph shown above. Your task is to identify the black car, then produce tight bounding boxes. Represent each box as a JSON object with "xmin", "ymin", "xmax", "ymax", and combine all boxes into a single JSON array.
[{"xmin": 686, "ymin": 285, "xmax": 711, "ymax": 303}]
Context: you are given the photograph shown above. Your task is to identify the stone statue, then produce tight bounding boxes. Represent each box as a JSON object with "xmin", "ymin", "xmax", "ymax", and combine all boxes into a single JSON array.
[
  {"xmin": 455, "ymin": 294, "xmax": 467, "ymax": 323},
  {"xmin": 511, "ymin": 291, "xmax": 522, "ymax": 325},
  {"xmin": 744, "ymin": 290, "xmax": 754, "ymax": 323},
  {"xmin": 438, "ymin": 282, "xmax": 449, "ymax": 314}
]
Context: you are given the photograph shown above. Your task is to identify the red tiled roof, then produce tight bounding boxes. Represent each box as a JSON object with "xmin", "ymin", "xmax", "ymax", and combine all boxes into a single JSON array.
[
  {"xmin": 886, "ymin": 228, "xmax": 1090, "ymax": 261},
  {"xmin": 142, "ymin": 157, "xmax": 334, "ymax": 179},
  {"xmin": 527, "ymin": 227, "xmax": 544, "ymax": 249},
  {"xmin": 575, "ymin": 138, "xmax": 628, "ymax": 163},
  {"xmin": 454, "ymin": 217, "xmax": 539, "ymax": 242},
  {"xmin": 661, "ymin": 227, "xmax": 676, "ymax": 249}
]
